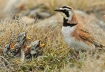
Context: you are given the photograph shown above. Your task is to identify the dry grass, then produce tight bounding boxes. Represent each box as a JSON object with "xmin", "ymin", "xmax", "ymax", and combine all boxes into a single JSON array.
[{"xmin": 0, "ymin": 0, "xmax": 105, "ymax": 72}]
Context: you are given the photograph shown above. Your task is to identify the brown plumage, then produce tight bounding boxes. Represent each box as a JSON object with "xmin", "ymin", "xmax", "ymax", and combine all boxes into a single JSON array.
[{"xmin": 55, "ymin": 6, "xmax": 105, "ymax": 51}]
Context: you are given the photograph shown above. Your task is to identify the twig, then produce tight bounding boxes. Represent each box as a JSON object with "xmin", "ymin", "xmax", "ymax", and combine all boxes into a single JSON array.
[{"xmin": 0, "ymin": 56, "xmax": 13, "ymax": 70}]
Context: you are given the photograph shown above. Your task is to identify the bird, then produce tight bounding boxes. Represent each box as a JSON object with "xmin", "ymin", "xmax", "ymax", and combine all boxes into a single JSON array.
[
  {"xmin": 25, "ymin": 40, "xmax": 45, "ymax": 60},
  {"xmin": 3, "ymin": 0, "xmax": 25, "ymax": 18},
  {"xmin": 12, "ymin": 32, "xmax": 31, "ymax": 57},
  {"xmin": 55, "ymin": 6, "xmax": 105, "ymax": 51},
  {"xmin": 3, "ymin": 43, "xmax": 14, "ymax": 57}
]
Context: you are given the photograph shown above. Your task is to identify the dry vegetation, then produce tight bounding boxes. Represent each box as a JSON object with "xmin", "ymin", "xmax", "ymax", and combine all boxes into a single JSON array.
[{"xmin": 0, "ymin": 0, "xmax": 105, "ymax": 72}]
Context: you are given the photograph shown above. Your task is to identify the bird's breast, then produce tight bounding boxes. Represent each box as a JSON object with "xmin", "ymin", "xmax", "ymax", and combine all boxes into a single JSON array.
[{"xmin": 61, "ymin": 26, "xmax": 94, "ymax": 51}]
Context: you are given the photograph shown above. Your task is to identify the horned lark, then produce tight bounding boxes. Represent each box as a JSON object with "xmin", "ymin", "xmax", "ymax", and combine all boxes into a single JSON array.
[
  {"xmin": 3, "ymin": 43, "xmax": 14, "ymax": 57},
  {"xmin": 25, "ymin": 40, "xmax": 44, "ymax": 59},
  {"xmin": 12, "ymin": 32, "xmax": 31, "ymax": 57},
  {"xmin": 55, "ymin": 6, "xmax": 105, "ymax": 51}
]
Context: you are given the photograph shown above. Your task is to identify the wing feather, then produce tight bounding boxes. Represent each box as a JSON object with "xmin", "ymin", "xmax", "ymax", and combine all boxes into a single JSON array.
[{"xmin": 77, "ymin": 15, "xmax": 105, "ymax": 48}]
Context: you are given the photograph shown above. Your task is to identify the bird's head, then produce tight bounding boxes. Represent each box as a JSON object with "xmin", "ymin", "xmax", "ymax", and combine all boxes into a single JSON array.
[
  {"xmin": 17, "ymin": 32, "xmax": 31, "ymax": 42},
  {"xmin": 26, "ymin": 40, "xmax": 45, "ymax": 54},
  {"xmin": 55, "ymin": 6, "xmax": 78, "ymax": 25}
]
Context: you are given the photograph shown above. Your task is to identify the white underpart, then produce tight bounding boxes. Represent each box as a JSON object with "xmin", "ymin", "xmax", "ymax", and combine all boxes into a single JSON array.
[{"xmin": 61, "ymin": 26, "xmax": 95, "ymax": 51}]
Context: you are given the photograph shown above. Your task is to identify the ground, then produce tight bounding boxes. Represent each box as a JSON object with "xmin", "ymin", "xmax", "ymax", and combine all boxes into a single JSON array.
[{"xmin": 0, "ymin": 0, "xmax": 105, "ymax": 72}]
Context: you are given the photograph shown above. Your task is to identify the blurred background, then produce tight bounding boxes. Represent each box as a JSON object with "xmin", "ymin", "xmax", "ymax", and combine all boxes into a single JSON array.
[
  {"xmin": 0, "ymin": 0, "xmax": 105, "ymax": 20},
  {"xmin": 0, "ymin": 0, "xmax": 105, "ymax": 72}
]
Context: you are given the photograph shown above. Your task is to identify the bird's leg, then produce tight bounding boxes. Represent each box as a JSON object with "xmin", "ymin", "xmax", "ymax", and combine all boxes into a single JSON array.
[{"xmin": 70, "ymin": 48, "xmax": 79, "ymax": 59}]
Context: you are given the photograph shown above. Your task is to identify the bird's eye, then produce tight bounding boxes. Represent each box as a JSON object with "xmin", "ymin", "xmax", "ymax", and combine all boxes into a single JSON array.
[
  {"xmin": 36, "ymin": 44, "xmax": 39, "ymax": 48},
  {"xmin": 64, "ymin": 10, "xmax": 68, "ymax": 12}
]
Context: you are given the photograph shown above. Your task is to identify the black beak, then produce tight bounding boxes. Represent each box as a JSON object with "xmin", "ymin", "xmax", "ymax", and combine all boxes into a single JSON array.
[{"xmin": 55, "ymin": 8, "xmax": 64, "ymax": 12}]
